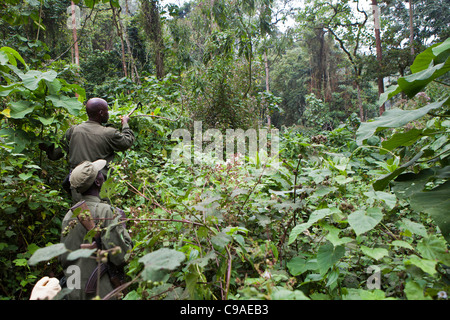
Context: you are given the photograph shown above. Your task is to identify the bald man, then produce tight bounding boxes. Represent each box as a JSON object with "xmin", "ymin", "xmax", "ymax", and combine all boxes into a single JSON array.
[{"xmin": 41, "ymin": 98, "xmax": 135, "ymax": 201}]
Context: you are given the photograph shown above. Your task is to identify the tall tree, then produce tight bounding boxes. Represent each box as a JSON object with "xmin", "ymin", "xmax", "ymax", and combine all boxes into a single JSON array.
[
  {"xmin": 111, "ymin": 3, "xmax": 128, "ymax": 78},
  {"xmin": 408, "ymin": 0, "xmax": 414, "ymax": 57},
  {"xmin": 298, "ymin": 0, "xmax": 371, "ymax": 121},
  {"xmin": 372, "ymin": 0, "xmax": 385, "ymax": 115},
  {"xmin": 375, "ymin": 0, "xmax": 449, "ymax": 85},
  {"xmin": 141, "ymin": 0, "xmax": 165, "ymax": 79}
]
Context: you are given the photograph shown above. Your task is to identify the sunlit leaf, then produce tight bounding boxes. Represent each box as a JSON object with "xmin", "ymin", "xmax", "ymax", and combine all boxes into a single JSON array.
[
  {"xmin": 46, "ymin": 95, "xmax": 83, "ymax": 116},
  {"xmin": 20, "ymin": 70, "xmax": 57, "ymax": 90},
  {"xmin": 348, "ymin": 207, "xmax": 383, "ymax": 236},
  {"xmin": 356, "ymin": 99, "xmax": 447, "ymax": 145},
  {"xmin": 8, "ymin": 101, "xmax": 34, "ymax": 119}
]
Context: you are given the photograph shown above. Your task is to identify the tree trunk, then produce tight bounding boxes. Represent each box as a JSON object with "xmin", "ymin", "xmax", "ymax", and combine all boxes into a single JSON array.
[
  {"xmin": 141, "ymin": 0, "xmax": 165, "ymax": 79},
  {"xmin": 372, "ymin": 0, "xmax": 385, "ymax": 115},
  {"xmin": 118, "ymin": 6, "xmax": 140, "ymax": 83},
  {"xmin": 71, "ymin": 1, "xmax": 79, "ymax": 66},
  {"xmin": 356, "ymin": 81, "xmax": 364, "ymax": 122},
  {"xmin": 111, "ymin": 5, "xmax": 128, "ymax": 78},
  {"xmin": 409, "ymin": 0, "xmax": 415, "ymax": 57},
  {"xmin": 264, "ymin": 49, "xmax": 271, "ymax": 127}
]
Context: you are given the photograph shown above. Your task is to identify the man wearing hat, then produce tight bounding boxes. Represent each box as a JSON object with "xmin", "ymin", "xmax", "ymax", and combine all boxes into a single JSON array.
[
  {"xmin": 40, "ymin": 97, "xmax": 135, "ymax": 202},
  {"xmin": 59, "ymin": 160, "xmax": 132, "ymax": 300}
]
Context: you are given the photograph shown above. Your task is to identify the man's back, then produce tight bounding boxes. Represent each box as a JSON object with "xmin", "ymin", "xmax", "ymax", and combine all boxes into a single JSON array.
[
  {"xmin": 67, "ymin": 120, "xmax": 135, "ymax": 170},
  {"xmin": 60, "ymin": 195, "xmax": 132, "ymax": 300}
]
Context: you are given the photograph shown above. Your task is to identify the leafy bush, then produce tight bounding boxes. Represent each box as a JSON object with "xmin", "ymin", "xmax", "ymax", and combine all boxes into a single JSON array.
[
  {"xmin": 0, "ymin": 138, "xmax": 69, "ymax": 299},
  {"xmin": 0, "ymin": 46, "xmax": 81, "ymax": 299}
]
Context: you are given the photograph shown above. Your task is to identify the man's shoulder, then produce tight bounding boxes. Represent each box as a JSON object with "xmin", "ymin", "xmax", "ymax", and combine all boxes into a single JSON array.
[
  {"xmin": 75, "ymin": 121, "xmax": 119, "ymax": 136},
  {"xmin": 87, "ymin": 200, "xmax": 114, "ymax": 216},
  {"xmin": 62, "ymin": 209, "xmax": 75, "ymax": 222}
]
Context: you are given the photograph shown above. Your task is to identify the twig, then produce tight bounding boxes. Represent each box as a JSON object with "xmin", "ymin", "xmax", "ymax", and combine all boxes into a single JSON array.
[
  {"xmin": 90, "ymin": 216, "xmax": 204, "ymax": 227},
  {"xmin": 102, "ymin": 271, "xmax": 142, "ymax": 300},
  {"xmin": 224, "ymin": 245, "xmax": 232, "ymax": 300},
  {"xmin": 131, "ymin": 85, "xmax": 185, "ymax": 122},
  {"xmin": 236, "ymin": 165, "xmax": 267, "ymax": 215},
  {"xmin": 132, "ymin": 114, "xmax": 181, "ymax": 122}
]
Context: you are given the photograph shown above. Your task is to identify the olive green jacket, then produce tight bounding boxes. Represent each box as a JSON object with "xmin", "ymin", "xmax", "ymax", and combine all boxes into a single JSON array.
[
  {"xmin": 59, "ymin": 195, "xmax": 133, "ymax": 300},
  {"xmin": 48, "ymin": 120, "xmax": 135, "ymax": 172}
]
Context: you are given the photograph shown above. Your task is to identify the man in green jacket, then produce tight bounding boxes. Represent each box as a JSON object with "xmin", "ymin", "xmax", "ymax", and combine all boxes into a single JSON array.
[
  {"xmin": 59, "ymin": 159, "xmax": 133, "ymax": 300},
  {"xmin": 41, "ymin": 97, "xmax": 135, "ymax": 201}
]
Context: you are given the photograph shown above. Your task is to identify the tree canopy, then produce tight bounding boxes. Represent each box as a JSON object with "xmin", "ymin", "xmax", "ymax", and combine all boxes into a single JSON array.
[{"xmin": 0, "ymin": 0, "xmax": 449, "ymax": 303}]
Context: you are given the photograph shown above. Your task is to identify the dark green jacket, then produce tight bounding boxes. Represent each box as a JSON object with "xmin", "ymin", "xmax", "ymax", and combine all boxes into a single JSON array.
[
  {"xmin": 48, "ymin": 120, "xmax": 135, "ymax": 172},
  {"xmin": 59, "ymin": 195, "xmax": 133, "ymax": 300}
]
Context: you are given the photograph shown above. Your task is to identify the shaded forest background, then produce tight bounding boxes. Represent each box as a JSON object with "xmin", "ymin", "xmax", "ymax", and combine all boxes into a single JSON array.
[{"xmin": 2, "ymin": 0, "xmax": 448, "ymax": 129}]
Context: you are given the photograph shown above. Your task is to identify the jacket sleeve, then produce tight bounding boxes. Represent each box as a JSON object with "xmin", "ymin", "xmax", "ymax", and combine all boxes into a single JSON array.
[
  {"xmin": 101, "ymin": 207, "xmax": 133, "ymax": 267},
  {"xmin": 107, "ymin": 124, "xmax": 135, "ymax": 152}
]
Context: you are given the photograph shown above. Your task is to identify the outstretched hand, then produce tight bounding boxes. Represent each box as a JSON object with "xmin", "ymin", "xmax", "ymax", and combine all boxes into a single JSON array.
[{"xmin": 120, "ymin": 115, "xmax": 130, "ymax": 125}]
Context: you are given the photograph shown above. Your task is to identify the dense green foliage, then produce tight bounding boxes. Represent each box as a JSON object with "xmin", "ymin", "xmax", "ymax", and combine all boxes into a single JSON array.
[{"xmin": 0, "ymin": 0, "xmax": 449, "ymax": 301}]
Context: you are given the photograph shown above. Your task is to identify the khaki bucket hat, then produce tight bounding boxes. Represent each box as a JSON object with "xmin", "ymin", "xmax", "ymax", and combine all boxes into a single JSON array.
[{"xmin": 69, "ymin": 159, "xmax": 107, "ymax": 193}]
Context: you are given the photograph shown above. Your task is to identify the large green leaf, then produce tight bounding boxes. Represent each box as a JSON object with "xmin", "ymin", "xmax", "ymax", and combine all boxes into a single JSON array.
[
  {"xmin": 19, "ymin": 69, "xmax": 57, "ymax": 91},
  {"xmin": 271, "ymin": 287, "xmax": 310, "ymax": 300},
  {"xmin": 211, "ymin": 231, "xmax": 232, "ymax": 249},
  {"xmin": 404, "ymin": 280, "xmax": 433, "ymax": 300},
  {"xmin": 356, "ymin": 99, "xmax": 447, "ymax": 145},
  {"xmin": 8, "ymin": 100, "xmax": 35, "ymax": 119},
  {"xmin": 377, "ymin": 84, "xmax": 402, "ymax": 106},
  {"xmin": 410, "ymin": 181, "xmax": 450, "ymax": 243},
  {"xmin": 316, "ymin": 242, "xmax": 345, "ymax": 275},
  {"xmin": 287, "ymin": 256, "xmax": 308, "ymax": 276},
  {"xmin": 28, "ymin": 243, "xmax": 68, "ymax": 266},
  {"xmin": 391, "ymin": 168, "xmax": 438, "ymax": 199},
  {"xmin": 363, "ymin": 190, "xmax": 397, "ymax": 210},
  {"xmin": 59, "ymin": 79, "xmax": 86, "ymax": 102},
  {"xmin": 0, "ymin": 83, "xmax": 23, "ymax": 97},
  {"xmin": 392, "ymin": 167, "xmax": 449, "ymax": 199},
  {"xmin": 139, "ymin": 248, "xmax": 185, "ymax": 269},
  {"xmin": 401, "ymin": 218, "xmax": 428, "ymax": 238},
  {"xmin": 323, "ymin": 224, "xmax": 353, "ymax": 247},
  {"xmin": 348, "ymin": 207, "xmax": 383, "ymax": 236},
  {"xmin": 0, "ymin": 128, "xmax": 31, "ymax": 153},
  {"xmin": 410, "ymin": 38, "xmax": 450, "ymax": 73},
  {"xmin": 37, "ymin": 116, "xmax": 56, "ymax": 126},
  {"xmin": 288, "ymin": 207, "xmax": 341, "ymax": 245},
  {"xmin": 139, "ymin": 248, "xmax": 185, "ymax": 282},
  {"xmin": 0, "ymin": 50, "xmax": 8, "ymax": 65},
  {"xmin": 398, "ymin": 60, "xmax": 450, "ymax": 98},
  {"xmin": 45, "ymin": 78, "xmax": 62, "ymax": 95},
  {"xmin": 360, "ymin": 245, "xmax": 389, "ymax": 261},
  {"xmin": 373, "ymin": 150, "xmax": 424, "ymax": 191},
  {"xmin": 343, "ymin": 288, "xmax": 387, "ymax": 300},
  {"xmin": 66, "ymin": 248, "xmax": 97, "ymax": 261},
  {"xmin": 405, "ymin": 255, "xmax": 437, "ymax": 276},
  {"xmin": 46, "ymin": 95, "xmax": 83, "ymax": 116},
  {"xmin": 380, "ymin": 128, "xmax": 427, "ymax": 154},
  {"xmin": 287, "ymin": 256, "xmax": 318, "ymax": 276},
  {"xmin": 378, "ymin": 38, "xmax": 450, "ymax": 105},
  {"xmin": 416, "ymin": 235, "xmax": 450, "ymax": 265},
  {"xmin": 0, "ymin": 46, "xmax": 28, "ymax": 69}
]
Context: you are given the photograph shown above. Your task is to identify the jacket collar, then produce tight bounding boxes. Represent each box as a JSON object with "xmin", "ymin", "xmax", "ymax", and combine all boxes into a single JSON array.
[
  {"xmin": 81, "ymin": 194, "xmax": 102, "ymax": 203},
  {"xmin": 85, "ymin": 120, "xmax": 102, "ymax": 125}
]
